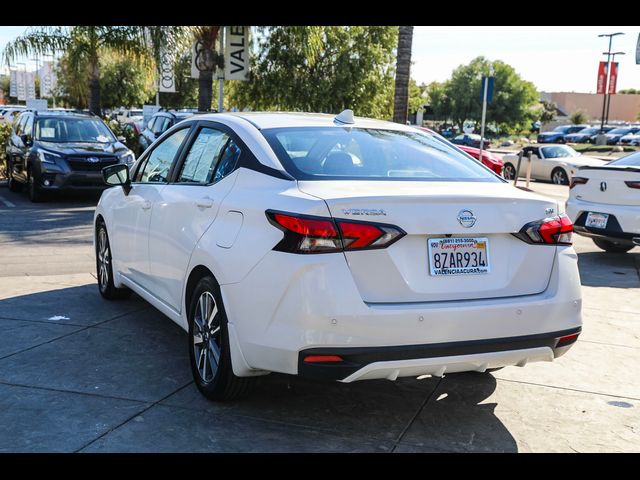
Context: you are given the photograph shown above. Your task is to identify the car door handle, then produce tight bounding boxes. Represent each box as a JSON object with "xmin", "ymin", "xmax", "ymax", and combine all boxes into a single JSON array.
[
  {"xmin": 195, "ymin": 197, "xmax": 214, "ymax": 209},
  {"xmin": 141, "ymin": 201, "xmax": 152, "ymax": 211}
]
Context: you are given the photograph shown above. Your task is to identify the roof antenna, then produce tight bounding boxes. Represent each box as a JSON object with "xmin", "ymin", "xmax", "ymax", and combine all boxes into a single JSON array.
[{"xmin": 334, "ymin": 109, "xmax": 355, "ymax": 125}]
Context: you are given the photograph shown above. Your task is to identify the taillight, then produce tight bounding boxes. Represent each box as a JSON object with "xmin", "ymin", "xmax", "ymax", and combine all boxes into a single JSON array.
[
  {"xmin": 570, "ymin": 177, "xmax": 588, "ymax": 189},
  {"xmin": 624, "ymin": 181, "xmax": 640, "ymax": 189},
  {"xmin": 266, "ymin": 210, "xmax": 405, "ymax": 254},
  {"xmin": 513, "ymin": 214, "xmax": 573, "ymax": 246}
]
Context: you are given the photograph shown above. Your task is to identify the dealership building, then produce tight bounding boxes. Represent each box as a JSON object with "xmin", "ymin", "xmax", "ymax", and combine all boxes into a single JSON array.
[{"xmin": 540, "ymin": 91, "xmax": 640, "ymax": 123}]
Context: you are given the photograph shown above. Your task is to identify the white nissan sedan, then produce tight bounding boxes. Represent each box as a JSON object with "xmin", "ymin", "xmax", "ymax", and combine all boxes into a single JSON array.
[{"xmin": 94, "ymin": 111, "xmax": 582, "ymax": 401}]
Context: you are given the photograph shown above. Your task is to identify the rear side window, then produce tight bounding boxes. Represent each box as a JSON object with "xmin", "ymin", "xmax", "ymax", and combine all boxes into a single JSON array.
[
  {"xmin": 262, "ymin": 127, "xmax": 499, "ymax": 182},
  {"xmin": 177, "ymin": 128, "xmax": 229, "ymax": 184}
]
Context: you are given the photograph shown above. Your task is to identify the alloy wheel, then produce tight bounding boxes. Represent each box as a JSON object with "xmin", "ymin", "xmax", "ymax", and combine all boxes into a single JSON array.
[
  {"xmin": 97, "ymin": 228, "xmax": 110, "ymax": 291},
  {"xmin": 552, "ymin": 170, "xmax": 567, "ymax": 185},
  {"xmin": 192, "ymin": 291, "xmax": 222, "ymax": 383}
]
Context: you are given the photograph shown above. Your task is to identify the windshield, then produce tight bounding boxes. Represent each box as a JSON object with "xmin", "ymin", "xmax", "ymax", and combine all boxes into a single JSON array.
[
  {"xmin": 262, "ymin": 127, "xmax": 501, "ymax": 182},
  {"xmin": 575, "ymin": 128, "xmax": 598, "ymax": 135},
  {"xmin": 540, "ymin": 145, "xmax": 580, "ymax": 158},
  {"xmin": 35, "ymin": 117, "xmax": 116, "ymax": 143},
  {"xmin": 608, "ymin": 128, "xmax": 631, "ymax": 135},
  {"xmin": 608, "ymin": 152, "xmax": 640, "ymax": 167},
  {"xmin": 553, "ymin": 126, "xmax": 571, "ymax": 133}
]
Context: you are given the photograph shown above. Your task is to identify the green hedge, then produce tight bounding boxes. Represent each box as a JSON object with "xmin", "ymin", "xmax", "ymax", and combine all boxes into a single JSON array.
[{"xmin": 0, "ymin": 122, "xmax": 12, "ymax": 179}]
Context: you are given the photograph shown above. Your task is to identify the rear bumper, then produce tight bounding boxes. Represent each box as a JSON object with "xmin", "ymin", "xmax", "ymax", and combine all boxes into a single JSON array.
[
  {"xmin": 298, "ymin": 327, "xmax": 581, "ymax": 381},
  {"xmin": 222, "ymin": 245, "xmax": 582, "ymax": 379},
  {"xmin": 566, "ymin": 198, "xmax": 640, "ymax": 244}
]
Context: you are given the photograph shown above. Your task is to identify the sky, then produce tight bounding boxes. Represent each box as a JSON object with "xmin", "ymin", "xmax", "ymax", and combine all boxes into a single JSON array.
[{"xmin": 1, "ymin": 26, "xmax": 639, "ymax": 93}]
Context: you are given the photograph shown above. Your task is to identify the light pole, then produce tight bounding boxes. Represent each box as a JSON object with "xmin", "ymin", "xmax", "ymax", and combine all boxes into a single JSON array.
[
  {"xmin": 597, "ymin": 32, "xmax": 624, "ymax": 138},
  {"xmin": 604, "ymin": 51, "xmax": 625, "ymax": 125}
]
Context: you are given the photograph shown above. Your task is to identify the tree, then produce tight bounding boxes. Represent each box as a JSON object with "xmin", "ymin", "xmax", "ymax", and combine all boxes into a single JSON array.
[
  {"xmin": 100, "ymin": 52, "xmax": 156, "ymax": 109},
  {"xmin": 619, "ymin": 88, "xmax": 639, "ymax": 95},
  {"xmin": 227, "ymin": 26, "xmax": 398, "ymax": 119},
  {"xmin": 2, "ymin": 26, "xmax": 188, "ymax": 115},
  {"xmin": 539, "ymin": 100, "xmax": 557, "ymax": 123},
  {"xmin": 393, "ymin": 26, "xmax": 414, "ymax": 124},
  {"xmin": 569, "ymin": 110, "xmax": 588, "ymax": 125},
  {"xmin": 436, "ymin": 57, "xmax": 538, "ymax": 134}
]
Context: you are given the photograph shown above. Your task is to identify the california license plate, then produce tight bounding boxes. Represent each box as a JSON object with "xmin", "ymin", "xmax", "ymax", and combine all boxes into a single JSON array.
[
  {"xmin": 428, "ymin": 237, "xmax": 490, "ymax": 276},
  {"xmin": 585, "ymin": 212, "xmax": 609, "ymax": 229}
]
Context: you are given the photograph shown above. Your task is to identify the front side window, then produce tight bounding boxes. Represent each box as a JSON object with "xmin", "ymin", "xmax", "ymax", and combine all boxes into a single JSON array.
[
  {"xmin": 34, "ymin": 117, "xmax": 116, "ymax": 143},
  {"xmin": 263, "ymin": 127, "xmax": 500, "ymax": 182},
  {"xmin": 152, "ymin": 116, "xmax": 171, "ymax": 135},
  {"xmin": 136, "ymin": 128, "xmax": 189, "ymax": 183}
]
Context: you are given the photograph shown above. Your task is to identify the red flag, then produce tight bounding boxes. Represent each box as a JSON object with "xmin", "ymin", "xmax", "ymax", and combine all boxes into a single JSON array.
[
  {"xmin": 597, "ymin": 62, "xmax": 608, "ymax": 94},
  {"xmin": 608, "ymin": 62, "xmax": 618, "ymax": 95}
]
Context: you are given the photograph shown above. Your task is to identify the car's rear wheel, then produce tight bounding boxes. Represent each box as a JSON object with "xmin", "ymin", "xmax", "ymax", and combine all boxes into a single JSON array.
[
  {"xmin": 551, "ymin": 168, "xmax": 569, "ymax": 185},
  {"xmin": 96, "ymin": 222, "xmax": 132, "ymax": 299},
  {"xmin": 503, "ymin": 163, "xmax": 516, "ymax": 180},
  {"xmin": 27, "ymin": 167, "xmax": 44, "ymax": 202},
  {"xmin": 7, "ymin": 160, "xmax": 22, "ymax": 192},
  {"xmin": 188, "ymin": 276, "xmax": 255, "ymax": 401},
  {"xmin": 592, "ymin": 238, "xmax": 634, "ymax": 254}
]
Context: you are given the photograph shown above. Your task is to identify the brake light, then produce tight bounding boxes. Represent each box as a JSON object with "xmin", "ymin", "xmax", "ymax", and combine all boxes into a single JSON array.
[
  {"xmin": 303, "ymin": 355, "xmax": 344, "ymax": 363},
  {"xmin": 266, "ymin": 210, "xmax": 405, "ymax": 254},
  {"xmin": 570, "ymin": 177, "xmax": 588, "ymax": 189},
  {"xmin": 513, "ymin": 214, "xmax": 573, "ymax": 246},
  {"xmin": 624, "ymin": 181, "xmax": 640, "ymax": 189}
]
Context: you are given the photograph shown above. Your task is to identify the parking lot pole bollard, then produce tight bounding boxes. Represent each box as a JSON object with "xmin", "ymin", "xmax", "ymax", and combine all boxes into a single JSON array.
[
  {"xmin": 513, "ymin": 150, "xmax": 524, "ymax": 186},
  {"xmin": 525, "ymin": 150, "xmax": 533, "ymax": 189}
]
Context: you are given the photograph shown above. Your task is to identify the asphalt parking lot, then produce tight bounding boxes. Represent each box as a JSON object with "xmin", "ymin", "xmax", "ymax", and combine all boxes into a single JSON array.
[{"xmin": 0, "ymin": 182, "xmax": 638, "ymax": 453}]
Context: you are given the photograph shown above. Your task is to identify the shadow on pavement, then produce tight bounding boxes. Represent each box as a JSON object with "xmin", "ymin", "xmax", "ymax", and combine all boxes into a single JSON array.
[{"xmin": 578, "ymin": 250, "xmax": 640, "ymax": 288}]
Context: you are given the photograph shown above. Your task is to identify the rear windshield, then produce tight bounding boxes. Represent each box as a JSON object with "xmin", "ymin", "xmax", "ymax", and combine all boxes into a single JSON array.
[
  {"xmin": 608, "ymin": 152, "xmax": 640, "ymax": 167},
  {"xmin": 262, "ymin": 127, "xmax": 500, "ymax": 182},
  {"xmin": 35, "ymin": 117, "xmax": 116, "ymax": 143}
]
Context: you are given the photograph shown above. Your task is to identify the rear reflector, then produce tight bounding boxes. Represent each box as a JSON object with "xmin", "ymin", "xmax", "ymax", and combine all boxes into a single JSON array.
[
  {"xmin": 303, "ymin": 355, "xmax": 344, "ymax": 363},
  {"xmin": 624, "ymin": 181, "xmax": 640, "ymax": 189},
  {"xmin": 514, "ymin": 214, "xmax": 573, "ymax": 246},
  {"xmin": 266, "ymin": 210, "xmax": 405, "ymax": 254},
  {"xmin": 570, "ymin": 177, "xmax": 588, "ymax": 189},
  {"xmin": 556, "ymin": 333, "xmax": 580, "ymax": 347}
]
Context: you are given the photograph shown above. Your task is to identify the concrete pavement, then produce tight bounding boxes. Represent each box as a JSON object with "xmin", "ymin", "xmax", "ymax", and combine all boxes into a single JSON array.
[{"xmin": 0, "ymin": 183, "xmax": 638, "ymax": 452}]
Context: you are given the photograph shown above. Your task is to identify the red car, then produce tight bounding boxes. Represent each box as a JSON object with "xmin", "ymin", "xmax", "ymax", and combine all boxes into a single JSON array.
[
  {"xmin": 456, "ymin": 145, "xmax": 504, "ymax": 175},
  {"xmin": 415, "ymin": 126, "xmax": 503, "ymax": 175}
]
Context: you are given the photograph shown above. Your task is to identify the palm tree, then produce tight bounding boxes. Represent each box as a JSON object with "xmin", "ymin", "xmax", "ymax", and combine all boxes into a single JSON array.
[
  {"xmin": 392, "ymin": 26, "xmax": 414, "ymax": 124},
  {"xmin": 2, "ymin": 26, "xmax": 187, "ymax": 115},
  {"xmin": 192, "ymin": 27, "xmax": 224, "ymax": 112}
]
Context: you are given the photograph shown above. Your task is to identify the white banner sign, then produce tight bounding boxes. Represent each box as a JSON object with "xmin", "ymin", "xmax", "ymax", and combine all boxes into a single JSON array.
[
  {"xmin": 158, "ymin": 51, "xmax": 176, "ymax": 93},
  {"xmin": 39, "ymin": 61, "xmax": 56, "ymax": 98},
  {"xmin": 191, "ymin": 40, "xmax": 203, "ymax": 79},
  {"xmin": 16, "ymin": 70, "xmax": 26, "ymax": 101},
  {"xmin": 9, "ymin": 70, "xmax": 17, "ymax": 98},
  {"xmin": 26, "ymin": 71, "xmax": 36, "ymax": 100},
  {"xmin": 224, "ymin": 26, "xmax": 250, "ymax": 81},
  {"xmin": 26, "ymin": 99, "xmax": 47, "ymax": 111}
]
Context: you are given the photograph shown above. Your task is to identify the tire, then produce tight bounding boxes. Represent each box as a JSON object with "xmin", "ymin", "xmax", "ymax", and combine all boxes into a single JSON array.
[
  {"xmin": 188, "ymin": 276, "xmax": 255, "ymax": 401},
  {"xmin": 96, "ymin": 222, "xmax": 132, "ymax": 300},
  {"xmin": 27, "ymin": 167, "xmax": 44, "ymax": 202},
  {"xmin": 592, "ymin": 238, "xmax": 634, "ymax": 254},
  {"xmin": 7, "ymin": 160, "xmax": 22, "ymax": 192},
  {"xmin": 551, "ymin": 168, "xmax": 569, "ymax": 185},
  {"xmin": 503, "ymin": 163, "xmax": 516, "ymax": 180}
]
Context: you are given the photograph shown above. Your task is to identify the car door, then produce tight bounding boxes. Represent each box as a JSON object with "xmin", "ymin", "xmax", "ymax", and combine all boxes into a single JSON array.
[
  {"xmin": 110, "ymin": 126, "xmax": 191, "ymax": 291},
  {"xmin": 147, "ymin": 122, "xmax": 243, "ymax": 311},
  {"xmin": 526, "ymin": 147, "xmax": 545, "ymax": 179}
]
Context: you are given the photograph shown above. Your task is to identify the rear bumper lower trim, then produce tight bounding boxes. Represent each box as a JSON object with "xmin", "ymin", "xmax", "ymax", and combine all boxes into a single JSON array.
[{"xmin": 298, "ymin": 326, "xmax": 581, "ymax": 381}]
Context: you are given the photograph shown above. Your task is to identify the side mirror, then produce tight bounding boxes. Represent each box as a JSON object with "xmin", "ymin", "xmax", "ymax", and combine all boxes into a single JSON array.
[{"xmin": 102, "ymin": 163, "xmax": 131, "ymax": 195}]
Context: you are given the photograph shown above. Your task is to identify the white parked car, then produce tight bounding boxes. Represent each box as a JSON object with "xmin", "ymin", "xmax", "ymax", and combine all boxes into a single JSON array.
[
  {"xmin": 94, "ymin": 111, "xmax": 582, "ymax": 401},
  {"xmin": 502, "ymin": 144, "xmax": 607, "ymax": 185},
  {"xmin": 566, "ymin": 151, "xmax": 640, "ymax": 253}
]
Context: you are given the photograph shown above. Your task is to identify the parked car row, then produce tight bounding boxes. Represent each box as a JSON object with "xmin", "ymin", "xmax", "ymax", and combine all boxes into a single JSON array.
[{"xmin": 538, "ymin": 124, "xmax": 640, "ymax": 145}]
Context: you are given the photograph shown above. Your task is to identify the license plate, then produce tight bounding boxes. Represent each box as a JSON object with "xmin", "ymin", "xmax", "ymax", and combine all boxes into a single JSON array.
[
  {"xmin": 428, "ymin": 237, "xmax": 490, "ymax": 276},
  {"xmin": 585, "ymin": 212, "xmax": 609, "ymax": 229}
]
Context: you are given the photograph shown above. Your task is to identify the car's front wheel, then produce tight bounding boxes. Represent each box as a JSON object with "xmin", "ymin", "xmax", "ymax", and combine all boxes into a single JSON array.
[
  {"xmin": 188, "ymin": 276, "xmax": 255, "ymax": 401},
  {"xmin": 27, "ymin": 167, "xmax": 44, "ymax": 202},
  {"xmin": 551, "ymin": 168, "xmax": 569, "ymax": 185},
  {"xmin": 96, "ymin": 222, "xmax": 132, "ymax": 299},
  {"xmin": 503, "ymin": 163, "xmax": 516, "ymax": 180},
  {"xmin": 592, "ymin": 238, "xmax": 634, "ymax": 254}
]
